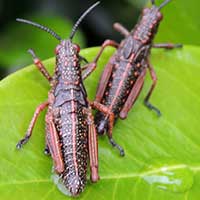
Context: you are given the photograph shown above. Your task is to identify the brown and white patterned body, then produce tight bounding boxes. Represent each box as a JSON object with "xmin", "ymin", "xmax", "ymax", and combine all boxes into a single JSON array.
[
  {"xmin": 95, "ymin": 37, "xmax": 150, "ymax": 133},
  {"xmin": 46, "ymin": 40, "xmax": 89, "ymax": 195},
  {"xmin": 17, "ymin": 36, "xmax": 100, "ymax": 196},
  {"xmin": 16, "ymin": 2, "xmax": 100, "ymax": 197},
  {"xmin": 93, "ymin": 0, "xmax": 181, "ymax": 135}
]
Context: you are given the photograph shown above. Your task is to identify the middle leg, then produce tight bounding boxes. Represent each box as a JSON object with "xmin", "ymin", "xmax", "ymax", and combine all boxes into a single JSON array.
[
  {"xmin": 152, "ymin": 43, "xmax": 182, "ymax": 49},
  {"xmin": 113, "ymin": 22, "xmax": 130, "ymax": 37},
  {"xmin": 16, "ymin": 101, "xmax": 49, "ymax": 149},
  {"xmin": 81, "ymin": 39, "xmax": 119, "ymax": 80}
]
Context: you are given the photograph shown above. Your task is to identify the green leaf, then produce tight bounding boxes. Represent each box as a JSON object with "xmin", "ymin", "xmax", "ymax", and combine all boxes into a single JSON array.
[
  {"xmin": 153, "ymin": 0, "xmax": 200, "ymax": 46},
  {"xmin": 126, "ymin": 0, "xmax": 147, "ymax": 9},
  {"xmin": 0, "ymin": 14, "xmax": 85, "ymax": 69},
  {"xmin": 0, "ymin": 45, "xmax": 200, "ymax": 199}
]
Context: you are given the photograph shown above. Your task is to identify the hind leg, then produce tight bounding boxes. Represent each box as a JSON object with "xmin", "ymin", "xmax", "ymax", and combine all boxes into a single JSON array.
[
  {"xmin": 84, "ymin": 107, "xmax": 99, "ymax": 182},
  {"xmin": 119, "ymin": 69, "xmax": 146, "ymax": 119},
  {"xmin": 90, "ymin": 101, "xmax": 125, "ymax": 156},
  {"xmin": 45, "ymin": 111, "xmax": 64, "ymax": 174}
]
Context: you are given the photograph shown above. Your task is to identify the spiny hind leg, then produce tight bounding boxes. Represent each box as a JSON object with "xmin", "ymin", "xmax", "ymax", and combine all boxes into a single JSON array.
[
  {"xmin": 119, "ymin": 69, "xmax": 146, "ymax": 119},
  {"xmin": 45, "ymin": 111, "xmax": 64, "ymax": 174},
  {"xmin": 84, "ymin": 107, "xmax": 99, "ymax": 182},
  {"xmin": 95, "ymin": 57, "xmax": 115, "ymax": 103}
]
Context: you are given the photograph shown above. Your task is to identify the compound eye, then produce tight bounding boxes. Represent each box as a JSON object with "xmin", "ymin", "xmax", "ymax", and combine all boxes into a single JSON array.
[
  {"xmin": 157, "ymin": 12, "xmax": 163, "ymax": 20},
  {"xmin": 55, "ymin": 45, "xmax": 61, "ymax": 54},
  {"xmin": 74, "ymin": 44, "xmax": 80, "ymax": 53}
]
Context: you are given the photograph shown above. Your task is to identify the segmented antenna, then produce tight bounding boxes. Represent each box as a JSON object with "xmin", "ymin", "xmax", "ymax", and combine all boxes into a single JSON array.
[
  {"xmin": 69, "ymin": 1, "xmax": 100, "ymax": 40},
  {"xmin": 159, "ymin": 0, "xmax": 171, "ymax": 9},
  {"xmin": 151, "ymin": 0, "xmax": 155, "ymax": 5},
  {"xmin": 16, "ymin": 18, "xmax": 62, "ymax": 41}
]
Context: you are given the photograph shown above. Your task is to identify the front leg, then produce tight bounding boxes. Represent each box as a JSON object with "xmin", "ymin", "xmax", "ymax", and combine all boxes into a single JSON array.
[
  {"xmin": 28, "ymin": 49, "xmax": 52, "ymax": 82},
  {"xmin": 152, "ymin": 43, "xmax": 182, "ymax": 49},
  {"xmin": 113, "ymin": 22, "xmax": 130, "ymax": 37},
  {"xmin": 82, "ymin": 39, "xmax": 119, "ymax": 80}
]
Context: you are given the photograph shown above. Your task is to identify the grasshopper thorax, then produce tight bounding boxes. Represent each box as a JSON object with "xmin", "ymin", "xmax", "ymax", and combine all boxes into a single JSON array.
[{"xmin": 55, "ymin": 39, "xmax": 81, "ymax": 82}]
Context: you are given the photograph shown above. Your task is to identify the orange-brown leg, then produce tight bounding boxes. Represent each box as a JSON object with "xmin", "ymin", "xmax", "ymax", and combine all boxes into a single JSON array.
[
  {"xmin": 90, "ymin": 101, "xmax": 125, "ymax": 156},
  {"xmin": 144, "ymin": 59, "xmax": 161, "ymax": 116},
  {"xmin": 119, "ymin": 69, "xmax": 146, "ymax": 119},
  {"xmin": 82, "ymin": 39, "xmax": 119, "ymax": 80},
  {"xmin": 152, "ymin": 43, "xmax": 182, "ymax": 49},
  {"xmin": 45, "ymin": 112, "xmax": 64, "ymax": 174},
  {"xmin": 84, "ymin": 107, "xmax": 99, "ymax": 182},
  {"xmin": 16, "ymin": 101, "xmax": 49, "ymax": 149},
  {"xmin": 113, "ymin": 22, "xmax": 130, "ymax": 37},
  {"xmin": 28, "ymin": 49, "xmax": 52, "ymax": 82}
]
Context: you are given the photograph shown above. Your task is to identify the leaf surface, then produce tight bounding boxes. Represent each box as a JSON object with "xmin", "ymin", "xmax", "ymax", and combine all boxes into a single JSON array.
[
  {"xmin": 153, "ymin": 0, "xmax": 200, "ymax": 46},
  {"xmin": 0, "ymin": 46, "xmax": 200, "ymax": 200}
]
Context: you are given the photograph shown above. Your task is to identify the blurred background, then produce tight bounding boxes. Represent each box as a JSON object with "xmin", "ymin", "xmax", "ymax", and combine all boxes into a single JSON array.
[{"xmin": 0, "ymin": 0, "xmax": 147, "ymax": 79}]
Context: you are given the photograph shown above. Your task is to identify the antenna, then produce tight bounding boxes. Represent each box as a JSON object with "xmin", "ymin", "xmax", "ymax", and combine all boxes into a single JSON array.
[
  {"xmin": 158, "ymin": 0, "xmax": 171, "ymax": 10},
  {"xmin": 69, "ymin": 1, "xmax": 100, "ymax": 40},
  {"xmin": 16, "ymin": 18, "xmax": 62, "ymax": 41},
  {"xmin": 151, "ymin": 0, "xmax": 155, "ymax": 5}
]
